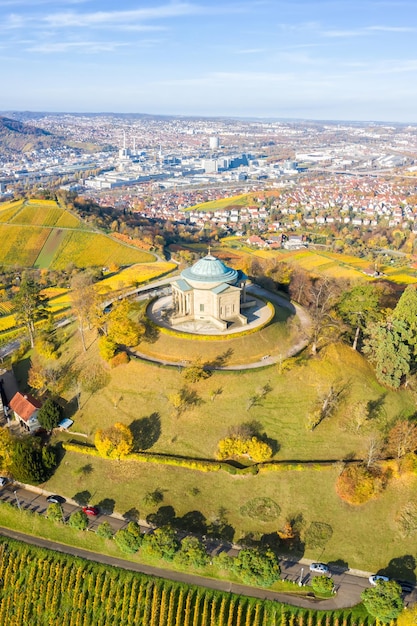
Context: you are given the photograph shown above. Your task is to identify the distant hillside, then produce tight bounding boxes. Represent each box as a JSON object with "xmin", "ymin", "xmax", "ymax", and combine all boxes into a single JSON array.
[
  {"xmin": 0, "ymin": 116, "xmax": 105, "ymax": 156},
  {"xmin": 0, "ymin": 116, "xmax": 59, "ymax": 155}
]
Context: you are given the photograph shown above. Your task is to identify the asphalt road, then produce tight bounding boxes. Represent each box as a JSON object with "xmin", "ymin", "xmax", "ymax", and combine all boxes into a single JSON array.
[{"xmin": 1, "ymin": 482, "xmax": 416, "ymax": 609}]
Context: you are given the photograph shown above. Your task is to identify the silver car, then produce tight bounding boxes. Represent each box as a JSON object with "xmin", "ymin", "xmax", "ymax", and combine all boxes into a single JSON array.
[{"xmin": 309, "ymin": 563, "xmax": 329, "ymax": 574}]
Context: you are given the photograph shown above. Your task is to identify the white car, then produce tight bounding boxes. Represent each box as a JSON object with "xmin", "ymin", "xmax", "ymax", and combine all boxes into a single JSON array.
[
  {"xmin": 0, "ymin": 477, "xmax": 8, "ymax": 487},
  {"xmin": 309, "ymin": 563, "xmax": 329, "ymax": 574},
  {"xmin": 369, "ymin": 575, "xmax": 389, "ymax": 586}
]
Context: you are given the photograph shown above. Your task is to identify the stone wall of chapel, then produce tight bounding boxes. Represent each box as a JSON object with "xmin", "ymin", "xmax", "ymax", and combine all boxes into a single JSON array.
[
  {"xmin": 218, "ymin": 291, "xmax": 240, "ymax": 320},
  {"xmin": 193, "ymin": 289, "xmax": 216, "ymax": 317}
]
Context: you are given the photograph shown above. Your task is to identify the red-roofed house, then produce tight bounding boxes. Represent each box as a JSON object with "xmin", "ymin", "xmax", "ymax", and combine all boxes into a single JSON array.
[
  {"xmin": 9, "ymin": 392, "xmax": 42, "ymax": 434},
  {"xmin": 246, "ymin": 235, "xmax": 268, "ymax": 248}
]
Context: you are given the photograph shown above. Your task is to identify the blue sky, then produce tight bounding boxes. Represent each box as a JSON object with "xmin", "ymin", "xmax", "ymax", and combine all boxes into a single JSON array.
[{"xmin": 1, "ymin": 0, "xmax": 417, "ymax": 122}]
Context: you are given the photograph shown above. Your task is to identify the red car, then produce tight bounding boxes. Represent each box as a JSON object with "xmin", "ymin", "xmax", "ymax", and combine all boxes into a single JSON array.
[{"xmin": 82, "ymin": 506, "xmax": 99, "ymax": 516}]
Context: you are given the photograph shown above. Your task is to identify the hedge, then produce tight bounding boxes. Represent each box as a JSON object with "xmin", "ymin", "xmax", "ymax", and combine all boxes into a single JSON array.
[{"xmin": 63, "ymin": 442, "xmax": 338, "ymax": 476}]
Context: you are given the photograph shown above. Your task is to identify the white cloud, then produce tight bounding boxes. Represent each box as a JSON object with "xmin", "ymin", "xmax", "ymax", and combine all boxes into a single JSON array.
[
  {"xmin": 367, "ymin": 25, "xmax": 416, "ymax": 32},
  {"xmin": 27, "ymin": 40, "xmax": 130, "ymax": 53}
]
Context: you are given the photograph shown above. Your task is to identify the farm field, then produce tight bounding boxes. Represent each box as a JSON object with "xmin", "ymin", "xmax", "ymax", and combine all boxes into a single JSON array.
[
  {"xmin": 0, "ymin": 198, "xmax": 82, "ymax": 228},
  {"xmin": 96, "ymin": 262, "xmax": 177, "ymax": 296},
  {"xmin": 221, "ymin": 244, "xmax": 417, "ymax": 284},
  {"xmin": 0, "ymin": 198, "xmax": 155, "ymax": 269},
  {"xmin": 41, "ymin": 331, "xmax": 417, "ymax": 572},
  {"xmin": 43, "ymin": 231, "xmax": 154, "ymax": 269},
  {"xmin": 185, "ymin": 193, "xmax": 259, "ymax": 212},
  {"xmin": 0, "ymin": 224, "xmax": 51, "ymax": 266}
]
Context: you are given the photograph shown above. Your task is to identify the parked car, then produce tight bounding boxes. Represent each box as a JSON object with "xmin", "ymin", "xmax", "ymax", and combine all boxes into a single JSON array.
[
  {"xmin": 46, "ymin": 495, "xmax": 66, "ymax": 504},
  {"xmin": 0, "ymin": 477, "xmax": 8, "ymax": 487},
  {"xmin": 369, "ymin": 575, "xmax": 389, "ymax": 586},
  {"xmin": 309, "ymin": 563, "xmax": 329, "ymax": 574},
  {"xmin": 82, "ymin": 506, "xmax": 99, "ymax": 516},
  {"xmin": 395, "ymin": 580, "xmax": 413, "ymax": 594}
]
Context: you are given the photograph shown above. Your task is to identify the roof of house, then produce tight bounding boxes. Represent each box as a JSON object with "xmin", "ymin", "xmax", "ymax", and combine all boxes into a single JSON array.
[{"xmin": 9, "ymin": 392, "xmax": 41, "ymax": 422}]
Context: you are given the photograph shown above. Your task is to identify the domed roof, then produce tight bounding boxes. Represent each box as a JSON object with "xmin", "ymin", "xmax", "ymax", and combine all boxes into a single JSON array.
[{"xmin": 182, "ymin": 254, "xmax": 238, "ymax": 284}]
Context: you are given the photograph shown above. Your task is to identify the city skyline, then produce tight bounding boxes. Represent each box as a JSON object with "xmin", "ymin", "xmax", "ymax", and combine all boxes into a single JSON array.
[{"xmin": 1, "ymin": 0, "xmax": 417, "ymax": 123}]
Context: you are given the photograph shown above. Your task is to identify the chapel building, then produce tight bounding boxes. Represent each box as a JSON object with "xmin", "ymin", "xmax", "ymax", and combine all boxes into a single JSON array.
[{"xmin": 171, "ymin": 253, "xmax": 249, "ymax": 331}]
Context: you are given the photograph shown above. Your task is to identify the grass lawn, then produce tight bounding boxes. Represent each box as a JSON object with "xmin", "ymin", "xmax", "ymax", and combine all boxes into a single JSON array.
[
  {"xmin": 45, "ymin": 444, "xmax": 417, "ymax": 574},
  {"xmin": 31, "ymin": 327, "xmax": 417, "ymax": 575},
  {"xmin": 137, "ymin": 300, "xmax": 296, "ymax": 366}
]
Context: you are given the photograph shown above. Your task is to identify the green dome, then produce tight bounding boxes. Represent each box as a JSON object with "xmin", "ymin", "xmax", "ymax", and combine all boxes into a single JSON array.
[{"xmin": 182, "ymin": 254, "xmax": 238, "ymax": 284}]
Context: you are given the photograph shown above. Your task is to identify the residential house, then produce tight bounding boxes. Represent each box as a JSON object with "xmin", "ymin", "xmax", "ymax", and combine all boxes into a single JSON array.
[
  {"xmin": 9, "ymin": 392, "xmax": 42, "ymax": 434},
  {"xmin": 246, "ymin": 235, "xmax": 267, "ymax": 247}
]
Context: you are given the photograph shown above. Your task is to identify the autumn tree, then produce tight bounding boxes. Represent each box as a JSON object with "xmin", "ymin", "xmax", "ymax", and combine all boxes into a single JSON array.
[
  {"xmin": 70, "ymin": 271, "xmax": 99, "ymax": 352},
  {"xmin": 107, "ymin": 299, "xmax": 144, "ymax": 347},
  {"xmin": 289, "ymin": 268, "xmax": 313, "ymax": 305},
  {"xmin": 363, "ymin": 434, "xmax": 383, "ymax": 469},
  {"xmin": 98, "ymin": 335, "xmax": 117, "ymax": 362},
  {"xmin": 0, "ymin": 428, "xmax": 14, "ymax": 475},
  {"xmin": 182, "ymin": 358, "xmax": 211, "ymax": 383},
  {"xmin": 308, "ymin": 277, "xmax": 341, "ymax": 354},
  {"xmin": 308, "ymin": 384, "xmax": 345, "ymax": 430},
  {"xmin": 216, "ymin": 435, "xmax": 273, "ymax": 462},
  {"xmin": 168, "ymin": 386, "xmax": 200, "ymax": 418},
  {"xmin": 27, "ymin": 357, "xmax": 49, "ymax": 393},
  {"xmin": 397, "ymin": 604, "xmax": 417, "ymax": 626},
  {"xmin": 348, "ymin": 401, "xmax": 369, "ymax": 433},
  {"xmin": 13, "ymin": 274, "xmax": 47, "ymax": 348},
  {"xmin": 34, "ymin": 333, "xmax": 58, "ymax": 361},
  {"xmin": 388, "ymin": 420, "xmax": 417, "ymax": 460},
  {"xmin": 95, "ymin": 422, "xmax": 133, "ymax": 460},
  {"xmin": 79, "ymin": 362, "xmax": 110, "ymax": 395},
  {"xmin": 335, "ymin": 464, "xmax": 387, "ymax": 505}
]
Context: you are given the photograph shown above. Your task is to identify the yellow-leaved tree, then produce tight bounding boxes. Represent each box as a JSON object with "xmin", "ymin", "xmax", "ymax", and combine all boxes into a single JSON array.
[
  {"xmin": 397, "ymin": 604, "xmax": 417, "ymax": 626},
  {"xmin": 0, "ymin": 428, "xmax": 14, "ymax": 474},
  {"xmin": 95, "ymin": 422, "xmax": 133, "ymax": 460}
]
